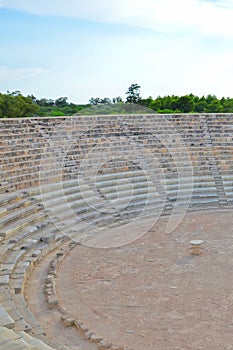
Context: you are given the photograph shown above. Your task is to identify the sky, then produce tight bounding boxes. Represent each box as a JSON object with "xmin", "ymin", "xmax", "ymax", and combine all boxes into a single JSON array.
[{"xmin": 0, "ymin": 0, "xmax": 233, "ymax": 103}]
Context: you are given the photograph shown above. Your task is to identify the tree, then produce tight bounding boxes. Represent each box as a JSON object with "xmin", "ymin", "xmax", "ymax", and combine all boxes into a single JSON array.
[
  {"xmin": 126, "ymin": 83, "xmax": 141, "ymax": 103},
  {"xmin": 221, "ymin": 97, "xmax": 233, "ymax": 113},
  {"xmin": 89, "ymin": 97, "xmax": 102, "ymax": 105},
  {"xmin": 194, "ymin": 100, "xmax": 207, "ymax": 113},
  {"xmin": 176, "ymin": 95, "xmax": 195, "ymax": 113},
  {"xmin": 112, "ymin": 96, "xmax": 123, "ymax": 104},
  {"xmin": 37, "ymin": 98, "xmax": 54, "ymax": 107},
  {"xmin": 140, "ymin": 96, "xmax": 154, "ymax": 109},
  {"xmin": 151, "ymin": 97, "xmax": 162, "ymax": 111},
  {"xmin": 205, "ymin": 94, "xmax": 217, "ymax": 104},
  {"xmin": 55, "ymin": 97, "xmax": 68, "ymax": 107},
  {"xmin": 101, "ymin": 97, "xmax": 112, "ymax": 104},
  {"xmin": 27, "ymin": 94, "xmax": 37, "ymax": 104},
  {"xmin": 0, "ymin": 91, "xmax": 39, "ymax": 117},
  {"xmin": 206, "ymin": 99, "xmax": 222, "ymax": 113}
]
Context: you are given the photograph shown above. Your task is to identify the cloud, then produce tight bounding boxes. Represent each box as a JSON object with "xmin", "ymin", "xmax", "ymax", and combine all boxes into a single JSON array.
[
  {"xmin": 1, "ymin": 0, "xmax": 233, "ymax": 38},
  {"xmin": 0, "ymin": 66, "xmax": 49, "ymax": 82},
  {"xmin": 1, "ymin": 1, "xmax": 233, "ymax": 102}
]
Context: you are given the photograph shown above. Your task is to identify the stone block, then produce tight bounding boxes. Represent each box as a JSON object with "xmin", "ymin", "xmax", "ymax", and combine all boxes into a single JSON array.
[
  {"xmin": 90, "ymin": 333, "xmax": 103, "ymax": 343},
  {"xmin": 63, "ymin": 317, "xmax": 75, "ymax": 327},
  {"xmin": 0, "ymin": 327, "xmax": 21, "ymax": 344},
  {"xmin": 0, "ymin": 275, "xmax": 10, "ymax": 286},
  {"xmin": 31, "ymin": 249, "xmax": 42, "ymax": 258},
  {"xmin": 40, "ymin": 233, "xmax": 55, "ymax": 243},
  {"xmin": 98, "ymin": 340, "xmax": 112, "ymax": 349},
  {"xmin": 84, "ymin": 330, "xmax": 93, "ymax": 340},
  {"xmin": 0, "ymin": 306, "xmax": 15, "ymax": 329},
  {"xmin": 18, "ymin": 330, "xmax": 55, "ymax": 349},
  {"xmin": 14, "ymin": 318, "xmax": 32, "ymax": 333}
]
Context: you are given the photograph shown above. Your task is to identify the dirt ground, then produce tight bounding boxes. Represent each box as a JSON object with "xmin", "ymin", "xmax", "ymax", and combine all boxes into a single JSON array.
[
  {"xmin": 56, "ymin": 209, "xmax": 233, "ymax": 350},
  {"xmin": 25, "ymin": 248, "xmax": 97, "ymax": 350}
]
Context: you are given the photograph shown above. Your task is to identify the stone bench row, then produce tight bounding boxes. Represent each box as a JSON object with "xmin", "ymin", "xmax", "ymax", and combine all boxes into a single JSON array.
[
  {"xmin": 0, "ymin": 198, "xmax": 69, "ymax": 349},
  {"xmin": 30, "ymin": 178, "xmax": 222, "ymax": 238},
  {"xmin": 2, "ymin": 137, "xmax": 232, "ymax": 154},
  {"xmin": 1, "ymin": 141, "xmax": 232, "ymax": 155},
  {"xmin": 38, "ymin": 174, "xmax": 220, "ymax": 197},
  {"xmin": 1, "ymin": 161, "xmax": 232, "ymax": 188},
  {"xmin": 2, "ymin": 156, "xmax": 230, "ymax": 180},
  {"xmin": 0, "ymin": 126, "xmax": 230, "ymax": 136},
  {"xmin": 0, "ymin": 214, "xmax": 61, "ymax": 349},
  {"xmin": 1, "ymin": 170, "xmax": 227, "ymax": 208},
  {"xmin": 1, "ymin": 146, "xmax": 219, "ymax": 165},
  {"xmin": 0, "ymin": 325, "xmax": 55, "ymax": 350},
  {"xmin": 3, "ymin": 137, "xmax": 232, "ymax": 152},
  {"xmin": 1, "ymin": 168, "xmax": 222, "ymax": 195},
  {"xmin": 1, "ymin": 145, "xmax": 232, "ymax": 170},
  {"xmin": 0, "ymin": 203, "xmax": 40, "ymax": 233},
  {"xmin": 0, "ymin": 113, "xmax": 232, "ymax": 124},
  {"xmin": 0, "ymin": 124, "xmax": 231, "ymax": 139},
  {"xmin": 0, "ymin": 129, "xmax": 210, "ymax": 140},
  {"xmin": 0, "ymin": 183, "xmax": 228, "ymax": 213},
  {"xmin": 0, "ymin": 140, "xmax": 233, "ymax": 165}
]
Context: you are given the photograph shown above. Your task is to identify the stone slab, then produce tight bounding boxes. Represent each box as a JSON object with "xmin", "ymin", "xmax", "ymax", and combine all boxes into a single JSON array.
[
  {"xmin": 0, "ymin": 305, "xmax": 15, "ymax": 329},
  {"xmin": 0, "ymin": 274, "xmax": 10, "ymax": 286}
]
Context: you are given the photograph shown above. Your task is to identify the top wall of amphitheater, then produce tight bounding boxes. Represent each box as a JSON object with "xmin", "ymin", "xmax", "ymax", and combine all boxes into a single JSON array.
[{"xmin": 1, "ymin": 114, "xmax": 233, "ymax": 206}]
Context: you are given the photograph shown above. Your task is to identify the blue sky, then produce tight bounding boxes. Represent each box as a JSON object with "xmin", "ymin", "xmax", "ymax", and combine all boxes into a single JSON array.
[{"xmin": 0, "ymin": 0, "xmax": 233, "ymax": 103}]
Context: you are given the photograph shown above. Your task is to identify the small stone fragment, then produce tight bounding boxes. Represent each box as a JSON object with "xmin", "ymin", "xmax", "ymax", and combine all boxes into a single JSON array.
[
  {"xmin": 84, "ymin": 331, "xmax": 93, "ymax": 339},
  {"xmin": 90, "ymin": 333, "xmax": 103, "ymax": 343},
  {"xmin": 63, "ymin": 317, "xmax": 75, "ymax": 327}
]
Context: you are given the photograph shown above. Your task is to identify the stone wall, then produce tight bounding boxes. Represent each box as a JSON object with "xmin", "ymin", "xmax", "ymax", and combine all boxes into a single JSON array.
[{"xmin": 1, "ymin": 114, "xmax": 233, "ymax": 208}]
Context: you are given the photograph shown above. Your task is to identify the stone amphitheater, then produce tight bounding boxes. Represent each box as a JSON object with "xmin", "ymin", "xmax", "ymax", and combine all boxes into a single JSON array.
[{"xmin": 0, "ymin": 114, "xmax": 233, "ymax": 350}]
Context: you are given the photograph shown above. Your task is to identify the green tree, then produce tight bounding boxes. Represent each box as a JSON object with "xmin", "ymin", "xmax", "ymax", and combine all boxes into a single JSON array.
[
  {"xmin": 126, "ymin": 83, "xmax": 141, "ymax": 103},
  {"xmin": 150, "ymin": 97, "xmax": 162, "ymax": 111},
  {"xmin": 0, "ymin": 91, "xmax": 39, "ymax": 117},
  {"xmin": 112, "ymin": 96, "xmax": 123, "ymax": 103},
  {"xmin": 206, "ymin": 99, "xmax": 222, "ymax": 113},
  {"xmin": 140, "ymin": 96, "xmax": 154, "ymax": 109},
  {"xmin": 205, "ymin": 94, "xmax": 217, "ymax": 104},
  {"xmin": 101, "ymin": 97, "xmax": 112, "ymax": 104},
  {"xmin": 194, "ymin": 100, "xmax": 207, "ymax": 112},
  {"xmin": 55, "ymin": 97, "xmax": 68, "ymax": 107},
  {"xmin": 89, "ymin": 97, "xmax": 102, "ymax": 105},
  {"xmin": 221, "ymin": 97, "xmax": 233, "ymax": 113},
  {"xmin": 37, "ymin": 98, "xmax": 54, "ymax": 107},
  {"xmin": 176, "ymin": 95, "xmax": 195, "ymax": 113}
]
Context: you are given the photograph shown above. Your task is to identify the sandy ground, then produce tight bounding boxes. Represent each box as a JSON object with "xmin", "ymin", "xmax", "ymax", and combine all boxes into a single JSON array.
[{"xmin": 55, "ymin": 209, "xmax": 233, "ymax": 350}]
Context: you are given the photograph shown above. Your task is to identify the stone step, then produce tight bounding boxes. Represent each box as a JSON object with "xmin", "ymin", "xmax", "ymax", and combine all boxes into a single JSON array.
[
  {"xmin": 0, "ymin": 306, "xmax": 15, "ymax": 329},
  {"xmin": 0, "ymin": 212, "xmax": 47, "ymax": 240},
  {"xmin": 0, "ymin": 192, "xmax": 27, "ymax": 207},
  {"xmin": 0, "ymin": 205, "xmax": 40, "ymax": 230},
  {"xmin": 0, "ymin": 327, "xmax": 31, "ymax": 350},
  {"xmin": 17, "ymin": 331, "xmax": 56, "ymax": 349},
  {"xmin": 13, "ymin": 294, "xmax": 44, "ymax": 336}
]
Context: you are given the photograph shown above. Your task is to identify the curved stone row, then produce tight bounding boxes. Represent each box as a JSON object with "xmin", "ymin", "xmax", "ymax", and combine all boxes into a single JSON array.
[
  {"xmin": 0, "ymin": 191, "xmax": 65, "ymax": 349},
  {"xmin": 0, "ymin": 114, "xmax": 233, "ymax": 349},
  {"xmin": 1, "ymin": 114, "xmax": 233, "ymax": 208}
]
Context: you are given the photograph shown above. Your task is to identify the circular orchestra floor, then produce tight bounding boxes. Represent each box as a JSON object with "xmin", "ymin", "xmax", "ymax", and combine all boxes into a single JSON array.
[{"xmin": 56, "ymin": 209, "xmax": 233, "ymax": 350}]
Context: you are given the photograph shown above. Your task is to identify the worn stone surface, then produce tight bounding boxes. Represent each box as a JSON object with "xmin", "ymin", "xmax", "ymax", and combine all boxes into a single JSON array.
[
  {"xmin": 0, "ymin": 306, "xmax": 15, "ymax": 329},
  {"xmin": 0, "ymin": 274, "xmax": 10, "ymax": 286},
  {"xmin": 18, "ymin": 330, "xmax": 55, "ymax": 349},
  {"xmin": 1, "ymin": 114, "xmax": 233, "ymax": 210}
]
